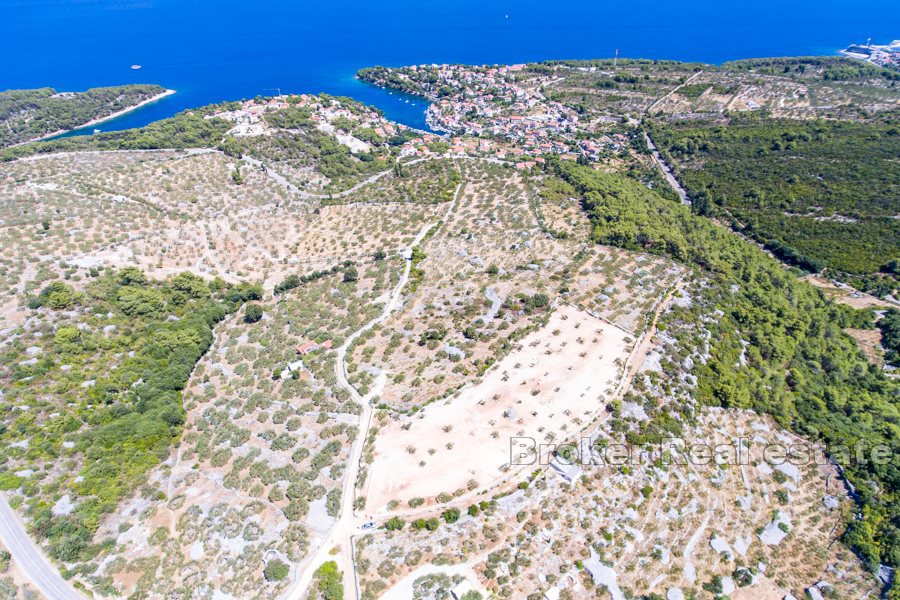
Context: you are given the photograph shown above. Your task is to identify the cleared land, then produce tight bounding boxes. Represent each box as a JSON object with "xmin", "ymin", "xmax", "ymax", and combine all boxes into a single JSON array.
[{"xmin": 364, "ymin": 305, "xmax": 631, "ymax": 512}]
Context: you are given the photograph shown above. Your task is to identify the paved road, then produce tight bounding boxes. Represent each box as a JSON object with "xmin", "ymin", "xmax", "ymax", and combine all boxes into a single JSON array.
[
  {"xmin": 643, "ymin": 132, "xmax": 691, "ymax": 206},
  {"xmin": 0, "ymin": 496, "xmax": 84, "ymax": 599},
  {"xmin": 642, "ymin": 70, "xmax": 705, "ymax": 207}
]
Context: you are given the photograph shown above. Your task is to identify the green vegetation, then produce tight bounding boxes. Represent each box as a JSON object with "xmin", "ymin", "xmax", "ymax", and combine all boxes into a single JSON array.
[
  {"xmin": 675, "ymin": 83, "xmax": 711, "ymax": 99},
  {"xmin": 878, "ymin": 309, "xmax": 900, "ymax": 368},
  {"xmin": 264, "ymin": 558, "xmax": 290, "ymax": 581},
  {"xmin": 722, "ymin": 56, "xmax": 900, "ymax": 82},
  {"xmin": 274, "ymin": 261, "xmax": 356, "ymax": 296},
  {"xmin": 0, "ymin": 85, "xmax": 167, "ymax": 148},
  {"xmin": 239, "ymin": 96, "xmax": 398, "ymax": 193},
  {"xmin": 1, "ymin": 104, "xmax": 233, "ymax": 162},
  {"xmin": 0, "ymin": 269, "xmax": 258, "ymax": 563},
  {"xmin": 312, "ymin": 561, "xmax": 344, "ymax": 600},
  {"xmin": 244, "ymin": 303, "xmax": 264, "ymax": 323},
  {"xmin": 410, "ymin": 517, "xmax": 440, "ymax": 531},
  {"xmin": 552, "ymin": 159, "xmax": 900, "ymax": 569},
  {"xmin": 442, "ymin": 507, "xmax": 461, "ymax": 523},
  {"xmin": 648, "ymin": 116, "xmax": 899, "ymax": 288}
]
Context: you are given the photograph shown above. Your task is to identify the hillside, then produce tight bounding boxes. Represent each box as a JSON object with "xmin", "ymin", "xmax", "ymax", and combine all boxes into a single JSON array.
[{"xmin": 0, "ymin": 56, "xmax": 896, "ymax": 600}]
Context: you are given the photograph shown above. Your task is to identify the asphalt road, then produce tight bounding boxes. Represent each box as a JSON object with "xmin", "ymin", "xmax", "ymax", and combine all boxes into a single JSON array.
[{"xmin": 0, "ymin": 496, "xmax": 83, "ymax": 599}]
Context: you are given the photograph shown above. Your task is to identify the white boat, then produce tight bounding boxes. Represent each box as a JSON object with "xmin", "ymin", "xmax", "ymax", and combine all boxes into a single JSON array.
[{"xmin": 130, "ymin": 64, "xmax": 142, "ymax": 70}]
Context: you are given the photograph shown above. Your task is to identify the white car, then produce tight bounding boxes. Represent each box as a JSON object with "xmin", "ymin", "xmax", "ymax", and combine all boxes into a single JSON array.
[{"xmin": 361, "ymin": 522, "xmax": 376, "ymax": 530}]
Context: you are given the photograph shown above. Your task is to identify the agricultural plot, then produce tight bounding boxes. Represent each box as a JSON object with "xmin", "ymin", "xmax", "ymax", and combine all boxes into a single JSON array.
[
  {"xmin": 356, "ymin": 407, "xmax": 877, "ymax": 600},
  {"xmin": 82, "ymin": 261, "xmax": 402, "ymax": 598}
]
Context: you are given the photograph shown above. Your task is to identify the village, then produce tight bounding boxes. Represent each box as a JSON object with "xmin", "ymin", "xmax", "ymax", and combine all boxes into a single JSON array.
[
  {"xmin": 364, "ymin": 64, "xmax": 629, "ymax": 163},
  {"xmin": 210, "ymin": 65, "xmax": 629, "ymax": 171}
]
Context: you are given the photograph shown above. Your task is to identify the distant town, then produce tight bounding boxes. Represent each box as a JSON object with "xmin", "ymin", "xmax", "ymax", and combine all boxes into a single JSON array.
[{"xmin": 841, "ymin": 38, "xmax": 900, "ymax": 70}]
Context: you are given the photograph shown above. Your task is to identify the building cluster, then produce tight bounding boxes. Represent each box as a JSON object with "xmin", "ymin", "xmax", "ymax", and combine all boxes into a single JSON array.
[
  {"xmin": 209, "ymin": 67, "xmax": 633, "ymax": 167},
  {"xmin": 209, "ymin": 95, "xmax": 398, "ymax": 147},
  {"xmin": 842, "ymin": 40, "xmax": 900, "ymax": 70},
  {"xmin": 370, "ymin": 63, "xmax": 625, "ymax": 163}
]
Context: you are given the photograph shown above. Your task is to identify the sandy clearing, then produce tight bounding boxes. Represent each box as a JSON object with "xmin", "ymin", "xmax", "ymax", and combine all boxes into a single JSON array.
[
  {"xmin": 364, "ymin": 304, "xmax": 631, "ymax": 511},
  {"xmin": 803, "ymin": 275, "xmax": 896, "ymax": 309}
]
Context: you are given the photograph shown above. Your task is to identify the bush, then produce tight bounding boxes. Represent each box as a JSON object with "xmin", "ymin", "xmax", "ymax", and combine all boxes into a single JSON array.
[
  {"xmin": 442, "ymin": 508, "xmax": 461, "ymax": 523},
  {"xmin": 264, "ymin": 558, "xmax": 290, "ymax": 582},
  {"xmin": 312, "ymin": 561, "xmax": 343, "ymax": 600},
  {"xmin": 244, "ymin": 303, "xmax": 263, "ymax": 323},
  {"xmin": 117, "ymin": 286, "xmax": 165, "ymax": 318}
]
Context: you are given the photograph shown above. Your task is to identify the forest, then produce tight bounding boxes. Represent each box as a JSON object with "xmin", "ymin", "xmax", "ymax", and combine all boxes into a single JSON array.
[
  {"xmin": 552, "ymin": 159, "xmax": 900, "ymax": 572},
  {"xmin": 721, "ymin": 56, "xmax": 900, "ymax": 82},
  {"xmin": 0, "ymin": 104, "xmax": 234, "ymax": 162},
  {"xmin": 0, "ymin": 85, "xmax": 167, "ymax": 148},
  {"xmin": 648, "ymin": 116, "xmax": 899, "ymax": 289},
  {"xmin": 0, "ymin": 269, "xmax": 259, "ymax": 564}
]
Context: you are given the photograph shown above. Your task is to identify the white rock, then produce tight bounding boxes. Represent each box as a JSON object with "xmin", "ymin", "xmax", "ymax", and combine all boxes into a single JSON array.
[
  {"xmin": 666, "ymin": 589, "xmax": 684, "ymax": 600},
  {"xmin": 52, "ymin": 494, "xmax": 75, "ymax": 516},
  {"xmin": 720, "ymin": 576, "xmax": 735, "ymax": 595}
]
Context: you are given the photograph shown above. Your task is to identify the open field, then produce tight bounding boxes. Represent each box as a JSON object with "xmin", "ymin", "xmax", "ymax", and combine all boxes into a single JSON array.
[
  {"xmin": 364, "ymin": 304, "xmax": 631, "ymax": 512},
  {"xmin": 357, "ymin": 405, "xmax": 878, "ymax": 600}
]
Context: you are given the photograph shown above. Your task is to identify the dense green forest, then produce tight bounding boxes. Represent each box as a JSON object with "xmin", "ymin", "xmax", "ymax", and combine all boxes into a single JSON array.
[
  {"xmin": 879, "ymin": 309, "xmax": 900, "ymax": 368},
  {"xmin": 721, "ymin": 56, "xmax": 900, "ymax": 81},
  {"xmin": 0, "ymin": 85, "xmax": 168, "ymax": 148},
  {"xmin": 1, "ymin": 105, "xmax": 233, "ymax": 162},
  {"xmin": 648, "ymin": 116, "xmax": 900, "ymax": 286},
  {"xmin": 552, "ymin": 159, "xmax": 900, "ymax": 571},
  {"xmin": 0, "ymin": 269, "xmax": 260, "ymax": 564}
]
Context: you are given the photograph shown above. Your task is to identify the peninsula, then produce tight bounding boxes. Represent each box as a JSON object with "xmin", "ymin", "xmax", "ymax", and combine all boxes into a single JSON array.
[{"xmin": 0, "ymin": 84, "xmax": 173, "ymax": 148}]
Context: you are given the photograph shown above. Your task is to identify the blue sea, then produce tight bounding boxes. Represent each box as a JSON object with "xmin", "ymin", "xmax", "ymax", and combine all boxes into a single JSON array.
[{"xmin": 2, "ymin": 0, "xmax": 898, "ymax": 134}]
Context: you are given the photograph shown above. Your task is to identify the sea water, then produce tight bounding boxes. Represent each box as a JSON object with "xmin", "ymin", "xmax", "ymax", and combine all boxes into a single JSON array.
[{"xmin": 1, "ymin": 0, "xmax": 897, "ymax": 133}]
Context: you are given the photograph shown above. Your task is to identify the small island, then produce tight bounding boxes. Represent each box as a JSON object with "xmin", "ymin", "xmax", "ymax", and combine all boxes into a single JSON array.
[{"xmin": 0, "ymin": 84, "xmax": 174, "ymax": 148}]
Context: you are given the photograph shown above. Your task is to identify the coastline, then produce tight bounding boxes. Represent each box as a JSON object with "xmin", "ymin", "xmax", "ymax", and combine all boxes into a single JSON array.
[{"xmin": 17, "ymin": 88, "xmax": 176, "ymax": 146}]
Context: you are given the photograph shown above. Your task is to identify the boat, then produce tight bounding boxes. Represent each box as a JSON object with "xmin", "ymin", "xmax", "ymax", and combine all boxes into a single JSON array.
[
  {"xmin": 92, "ymin": 128, "xmax": 101, "ymax": 134},
  {"xmin": 130, "ymin": 64, "xmax": 142, "ymax": 70}
]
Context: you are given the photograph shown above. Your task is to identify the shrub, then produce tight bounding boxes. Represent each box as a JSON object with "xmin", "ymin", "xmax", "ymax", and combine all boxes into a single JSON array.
[
  {"xmin": 264, "ymin": 558, "xmax": 290, "ymax": 582},
  {"xmin": 117, "ymin": 286, "xmax": 165, "ymax": 318},
  {"xmin": 442, "ymin": 508, "xmax": 461, "ymax": 523},
  {"xmin": 244, "ymin": 303, "xmax": 263, "ymax": 323}
]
